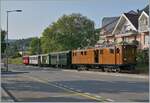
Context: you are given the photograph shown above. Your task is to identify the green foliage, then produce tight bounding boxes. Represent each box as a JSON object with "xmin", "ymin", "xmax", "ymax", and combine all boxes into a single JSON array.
[
  {"xmin": 8, "ymin": 57, "xmax": 22, "ymax": 64},
  {"xmin": 41, "ymin": 13, "xmax": 97, "ymax": 53},
  {"xmin": 1, "ymin": 30, "xmax": 6, "ymax": 53},
  {"xmin": 13, "ymin": 38, "xmax": 33, "ymax": 52},
  {"xmin": 135, "ymin": 49, "xmax": 149, "ymax": 73},
  {"xmin": 136, "ymin": 63, "xmax": 149, "ymax": 73},
  {"xmin": 136, "ymin": 50, "xmax": 149, "ymax": 64},
  {"xmin": 7, "ymin": 43, "xmax": 21, "ymax": 58},
  {"xmin": 11, "ymin": 52, "xmax": 21, "ymax": 58},
  {"xmin": 29, "ymin": 37, "xmax": 41, "ymax": 55},
  {"xmin": 136, "ymin": 51, "xmax": 145, "ymax": 63}
]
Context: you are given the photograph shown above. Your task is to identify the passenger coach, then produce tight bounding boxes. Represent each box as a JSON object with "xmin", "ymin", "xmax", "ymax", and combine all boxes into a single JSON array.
[
  {"xmin": 29, "ymin": 55, "xmax": 41, "ymax": 65},
  {"xmin": 50, "ymin": 51, "xmax": 72, "ymax": 68},
  {"xmin": 23, "ymin": 55, "xmax": 29, "ymax": 65}
]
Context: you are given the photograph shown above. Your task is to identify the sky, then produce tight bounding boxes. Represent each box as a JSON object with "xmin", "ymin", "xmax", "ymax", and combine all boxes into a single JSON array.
[{"xmin": 1, "ymin": 0, "xmax": 148, "ymax": 39}]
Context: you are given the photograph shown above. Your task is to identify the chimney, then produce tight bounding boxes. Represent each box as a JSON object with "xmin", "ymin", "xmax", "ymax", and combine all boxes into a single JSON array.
[{"xmin": 137, "ymin": 9, "xmax": 140, "ymax": 13}]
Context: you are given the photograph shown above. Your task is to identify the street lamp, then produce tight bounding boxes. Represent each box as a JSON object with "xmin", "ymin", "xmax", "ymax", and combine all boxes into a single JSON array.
[{"xmin": 5, "ymin": 10, "xmax": 22, "ymax": 71}]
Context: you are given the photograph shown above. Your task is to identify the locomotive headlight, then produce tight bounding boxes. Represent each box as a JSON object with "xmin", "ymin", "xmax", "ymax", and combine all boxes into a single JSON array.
[{"xmin": 124, "ymin": 58, "xmax": 127, "ymax": 61}]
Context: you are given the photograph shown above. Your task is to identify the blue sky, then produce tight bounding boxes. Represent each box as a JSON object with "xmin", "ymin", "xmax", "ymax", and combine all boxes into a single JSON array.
[{"xmin": 1, "ymin": 0, "xmax": 148, "ymax": 39}]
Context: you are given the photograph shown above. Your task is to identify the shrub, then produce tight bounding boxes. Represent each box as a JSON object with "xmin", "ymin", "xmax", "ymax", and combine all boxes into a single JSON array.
[{"xmin": 136, "ymin": 49, "xmax": 149, "ymax": 73}]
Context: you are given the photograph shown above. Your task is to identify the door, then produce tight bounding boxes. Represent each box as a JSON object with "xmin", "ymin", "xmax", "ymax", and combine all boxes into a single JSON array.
[
  {"xmin": 94, "ymin": 50, "xmax": 99, "ymax": 63},
  {"xmin": 115, "ymin": 47, "xmax": 121, "ymax": 64}
]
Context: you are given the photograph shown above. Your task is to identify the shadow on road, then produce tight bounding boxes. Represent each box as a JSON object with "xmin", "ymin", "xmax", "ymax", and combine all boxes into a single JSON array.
[
  {"xmin": 1, "ymin": 80, "xmax": 96, "ymax": 102},
  {"xmin": 17, "ymin": 96, "xmax": 96, "ymax": 102},
  {"xmin": 1, "ymin": 78, "xmax": 149, "ymax": 102},
  {"xmin": 1, "ymin": 71, "xmax": 29, "ymax": 75},
  {"xmin": 53, "ymin": 80, "xmax": 149, "ymax": 93}
]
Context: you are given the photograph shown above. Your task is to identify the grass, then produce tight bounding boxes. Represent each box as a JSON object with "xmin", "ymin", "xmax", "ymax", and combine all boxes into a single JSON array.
[
  {"xmin": 8, "ymin": 57, "xmax": 23, "ymax": 64},
  {"xmin": 135, "ymin": 63, "xmax": 149, "ymax": 74}
]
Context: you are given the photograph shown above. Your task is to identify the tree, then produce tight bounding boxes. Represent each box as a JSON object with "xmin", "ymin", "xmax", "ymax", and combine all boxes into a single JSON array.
[
  {"xmin": 29, "ymin": 37, "xmax": 41, "ymax": 55},
  {"xmin": 1, "ymin": 30, "xmax": 6, "ymax": 54},
  {"xmin": 41, "ymin": 13, "xmax": 96, "ymax": 53}
]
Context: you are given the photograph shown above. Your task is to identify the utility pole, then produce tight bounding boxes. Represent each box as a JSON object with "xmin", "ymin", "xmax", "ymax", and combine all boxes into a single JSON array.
[
  {"xmin": 5, "ymin": 10, "xmax": 22, "ymax": 71},
  {"xmin": 6, "ymin": 11, "xmax": 9, "ymax": 71},
  {"xmin": 38, "ymin": 38, "xmax": 41, "ymax": 67}
]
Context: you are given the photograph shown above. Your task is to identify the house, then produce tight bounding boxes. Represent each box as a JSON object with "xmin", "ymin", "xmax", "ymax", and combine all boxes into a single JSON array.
[
  {"xmin": 97, "ymin": 5, "xmax": 149, "ymax": 50},
  {"xmin": 112, "ymin": 11, "xmax": 139, "ymax": 44},
  {"xmin": 98, "ymin": 16, "xmax": 119, "ymax": 43},
  {"xmin": 138, "ymin": 5, "xmax": 149, "ymax": 49}
]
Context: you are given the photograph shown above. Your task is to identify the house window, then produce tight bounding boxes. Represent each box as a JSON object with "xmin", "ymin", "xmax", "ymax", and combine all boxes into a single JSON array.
[
  {"xmin": 124, "ymin": 37, "xmax": 129, "ymax": 42},
  {"xmin": 140, "ymin": 17, "xmax": 148, "ymax": 26},
  {"xmin": 145, "ymin": 19, "xmax": 148, "ymax": 25},
  {"xmin": 144, "ymin": 35, "xmax": 149, "ymax": 45}
]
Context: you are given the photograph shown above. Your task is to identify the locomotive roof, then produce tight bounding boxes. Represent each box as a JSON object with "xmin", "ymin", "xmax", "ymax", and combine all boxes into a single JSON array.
[{"xmin": 72, "ymin": 44, "xmax": 136, "ymax": 52}]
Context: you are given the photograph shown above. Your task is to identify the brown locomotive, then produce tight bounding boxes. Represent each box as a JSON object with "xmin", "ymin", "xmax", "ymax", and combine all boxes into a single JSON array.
[{"xmin": 72, "ymin": 44, "xmax": 137, "ymax": 72}]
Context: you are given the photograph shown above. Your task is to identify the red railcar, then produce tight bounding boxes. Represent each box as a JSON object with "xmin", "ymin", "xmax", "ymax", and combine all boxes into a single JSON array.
[{"xmin": 23, "ymin": 56, "xmax": 29, "ymax": 65}]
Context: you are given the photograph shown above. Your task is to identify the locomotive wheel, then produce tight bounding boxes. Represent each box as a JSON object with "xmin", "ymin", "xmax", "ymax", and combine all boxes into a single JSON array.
[
  {"xmin": 102, "ymin": 68, "xmax": 105, "ymax": 72},
  {"xmin": 116, "ymin": 68, "xmax": 120, "ymax": 73},
  {"xmin": 104, "ymin": 68, "xmax": 109, "ymax": 72},
  {"xmin": 77, "ymin": 65, "xmax": 87, "ymax": 71}
]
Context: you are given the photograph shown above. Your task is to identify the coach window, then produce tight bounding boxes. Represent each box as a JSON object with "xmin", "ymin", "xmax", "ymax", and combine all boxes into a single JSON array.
[
  {"xmin": 74, "ymin": 52, "xmax": 76, "ymax": 56},
  {"xmin": 100, "ymin": 50, "xmax": 103, "ymax": 54},
  {"xmin": 110, "ymin": 49, "xmax": 114, "ymax": 54}
]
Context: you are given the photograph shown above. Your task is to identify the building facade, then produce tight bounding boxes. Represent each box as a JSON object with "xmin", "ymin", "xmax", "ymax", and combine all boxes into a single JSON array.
[{"xmin": 97, "ymin": 6, "xmax": 149, "ymax": 50}]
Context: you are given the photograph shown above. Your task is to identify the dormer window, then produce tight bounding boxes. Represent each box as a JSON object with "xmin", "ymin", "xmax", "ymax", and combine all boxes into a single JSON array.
[
  {"xmin": 138, "ymin": 11, "xmax": 149, "ymax": 32},
  {"xmin": 140, "ymin": 18, "xmax": 148, "ymax": 25}
]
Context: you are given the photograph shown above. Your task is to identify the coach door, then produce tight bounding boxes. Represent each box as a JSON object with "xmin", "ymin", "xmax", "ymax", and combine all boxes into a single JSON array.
[{"xmin": 94, "ymin": 50, "xmax": 99, "ymax": 63}]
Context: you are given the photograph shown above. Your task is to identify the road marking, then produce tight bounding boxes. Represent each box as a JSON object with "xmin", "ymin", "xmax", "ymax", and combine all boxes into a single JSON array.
[
  {"xmin": 1, "ymin": 85, "xmax": 18, "ymax": 102},
  {"xmin": 23, "ymin": 75, "xmax": 113, "ymax": 102},
  {"xmin": 106, "ymin": 98, "xmax": 114, "ymax": 102},
  {"xmin": 76, "ymin": 90, "xmax": 82, "ymax": 92}
]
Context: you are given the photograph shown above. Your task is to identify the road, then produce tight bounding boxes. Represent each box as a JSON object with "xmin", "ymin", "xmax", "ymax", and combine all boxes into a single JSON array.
[{"xmin": 1, "ymin": 64, "xmax": 149, "ymax": 102}]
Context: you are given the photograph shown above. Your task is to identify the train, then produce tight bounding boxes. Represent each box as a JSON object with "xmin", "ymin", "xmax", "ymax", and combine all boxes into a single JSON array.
[{"xmin": 23, "ymin": 44, "xmax": 137, "ymax": 72}]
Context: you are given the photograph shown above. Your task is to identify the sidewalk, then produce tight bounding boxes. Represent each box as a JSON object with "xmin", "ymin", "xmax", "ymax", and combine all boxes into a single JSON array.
[{"xmin": 1, "ymin": 87, "xmax": 14, "ymax": 102}]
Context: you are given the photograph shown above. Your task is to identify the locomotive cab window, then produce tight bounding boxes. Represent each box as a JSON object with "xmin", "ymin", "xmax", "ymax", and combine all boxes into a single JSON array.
[
  {"xmin": 100, "ymin": 50, "xmax": 103, "ymax": 54},
  {"xmin": 116, "ymin": 48, "xmax": 120, "ymax": 53},
  {"xmin": 75, "ymin": 53, "xmax": 76, "ymax": 56},
  {"xmin": 109, "ymin": 49, "xmax": 114, "ymax": 54},
  {"xmin": 84, "ymin": 51, "xmax": 87, "ymax": 55},
  {"xmin": 73, "ymin": 53, "xmax": 74, "ymax": 56},
  {"xmin": 81, "ymin": 51, "xmax": 83, "ymax": 55}
]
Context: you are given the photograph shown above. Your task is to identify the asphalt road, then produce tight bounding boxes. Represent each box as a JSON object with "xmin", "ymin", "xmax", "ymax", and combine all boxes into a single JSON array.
[{"xmin": 1, "ymin": 64, "xmax": 149, "ymax": 102}]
